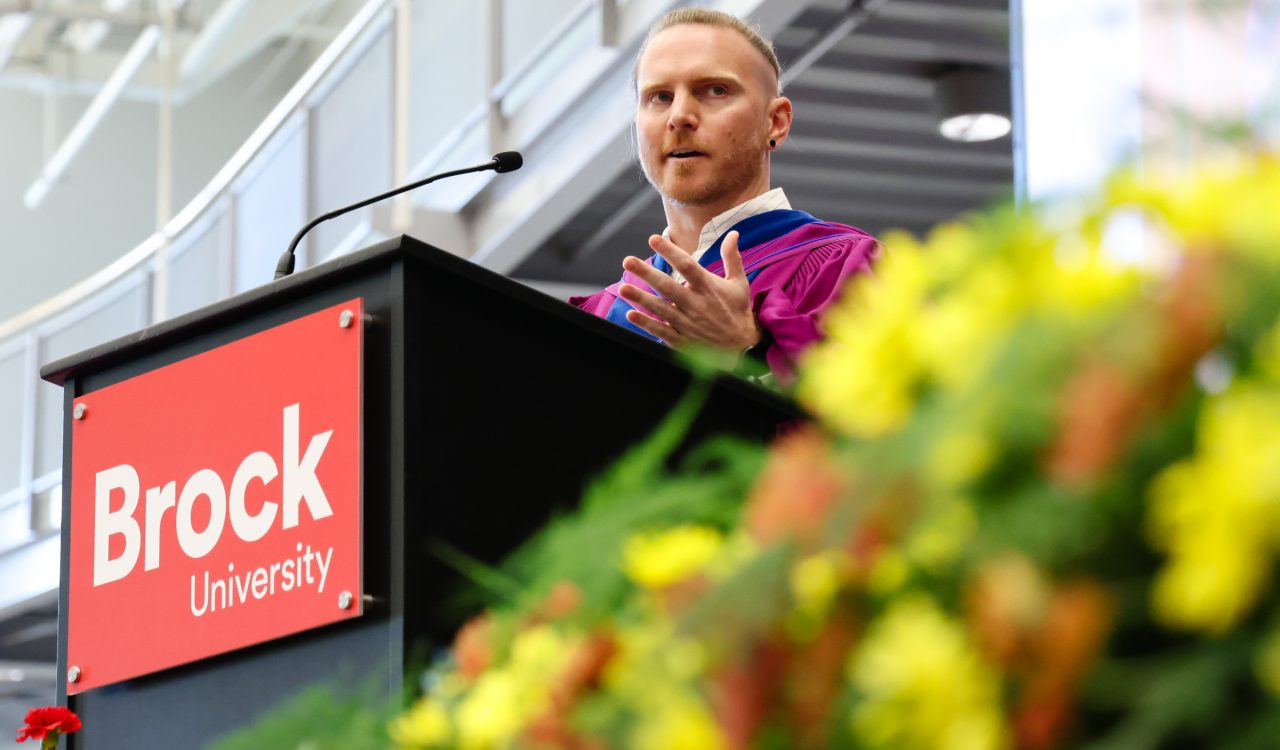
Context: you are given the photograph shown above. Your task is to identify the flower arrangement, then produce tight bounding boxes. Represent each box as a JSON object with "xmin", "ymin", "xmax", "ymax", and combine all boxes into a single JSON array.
[
  {"xmin": 389, "ymin": 153, "xmax": 1280, "ymax": 750},
  {"xmin": 15, "ymin": 707, "xmax": 81, "ymax": 748}
]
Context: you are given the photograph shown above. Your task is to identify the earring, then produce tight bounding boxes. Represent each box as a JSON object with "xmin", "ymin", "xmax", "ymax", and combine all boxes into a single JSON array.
[{"xmin": 769, "ymin": 139, "xmax": 777, "ymax": 148}]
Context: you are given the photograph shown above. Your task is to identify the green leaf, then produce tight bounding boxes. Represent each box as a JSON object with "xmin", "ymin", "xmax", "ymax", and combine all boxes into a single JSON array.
[{"xmin": 203, "ymin": 681, "xmax": 397, "ymax": 750}]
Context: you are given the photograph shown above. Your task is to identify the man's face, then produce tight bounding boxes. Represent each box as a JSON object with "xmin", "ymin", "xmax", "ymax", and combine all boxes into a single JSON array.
[{"xmin": 634, "ymin": 24, "xmax": 782, "ymax": 210}]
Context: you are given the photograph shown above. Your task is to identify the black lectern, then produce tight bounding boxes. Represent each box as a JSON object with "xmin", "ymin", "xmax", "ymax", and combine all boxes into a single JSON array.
[{"xmin": 41, "ymin": 236, "xmax": 798, "ymax": 749}]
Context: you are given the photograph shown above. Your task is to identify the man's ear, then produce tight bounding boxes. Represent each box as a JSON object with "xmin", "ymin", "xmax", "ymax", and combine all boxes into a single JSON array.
[{"xmin": 767, "ymin": 96, "xmax": 793, "ymax": 148}]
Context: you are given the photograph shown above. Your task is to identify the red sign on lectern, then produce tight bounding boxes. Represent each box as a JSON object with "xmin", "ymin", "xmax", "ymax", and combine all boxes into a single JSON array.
[{"xmin": 65, "ymin": 299, "xmax": 364, "ymax": 694}]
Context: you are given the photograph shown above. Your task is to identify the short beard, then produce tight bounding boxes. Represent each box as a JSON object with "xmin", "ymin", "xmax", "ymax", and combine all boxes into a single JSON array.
[
  {"xmin": 656, "ymin": 163, "xmax": 725, "ymax": 207},
  {"xmin": 642, "ymin": 148, "xmax": 765, "ymax": 209}
]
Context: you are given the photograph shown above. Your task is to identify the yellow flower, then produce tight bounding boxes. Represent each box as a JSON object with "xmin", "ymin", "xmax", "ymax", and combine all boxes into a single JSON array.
[
  {"xmin": 907, "ymin": 499, "xmax": 977, "ymax": 573},
  {"xmin": 605, "ymin": 618, "xmax": 707, "ymax": 693},
  {"xmin": 389, "ymin": 697, "xmax": 451, "ymax": 749},
  {"xmin": 1147, "ymin": 384, "xmax": 1280, "ymax": 634},
  {"xmin": 454, "ymin": 625, "xmax": 573, "ymax": 749},
  {"xmin": 914, "ymin": 262, "xmax": 1021, "ymax": 391},
  {"xmin": 1151, "ymin": 532, "xmax": 1268, "ymax": 635},
  {"xmin": 1110, "ymin": 157, "xmax": 1237, "ymax": 246},
  {"xmin": 849, "ymin": 596, "xmax": 1009, "ymax": 750},
  {"xmin": 867, "ymin": 550, "xmax": 910, "ymax": 596},
  {"xmin": 791, "ymin": 550, "xmax": 847, "ymax": 615},
  {"xmin": 1105, "ymin": 155, "xmax": 1280, "ymax": 262},
  {"xmin": 800, "ymin": 313, "xmax": 920, "ymax": 437},
  {"xmin": 921, "ymin": 223, "xmax": 984, "ymax": 283},
  {"xmin": 623, "ymin": 525, "xmax": 723, "ymax": 590},
  {"xmin": 786, "ymin": 550, "xmax": 851, "ymax": 641},
  {"xmin": 1222, "ymin": 158, "xmax": 1280, "ymax": 259},
  {"xmin": 703, "ymin": 531, "xmax": 760, "ymax": 581},
  {"xmin": 601, "ymin": 618, "xmax": 722, "ymax": 749},
  {"xmin": 630, "ymin": 694, "xmax": 728, "ymax": 750},
  {"xmin": 455, "ymin": 671, "xmax": 524, "ymax": 750},
  {"xmin": 1034, "ymin": 243, "xmax": 1141, "ymax": 318},
  {"xmin": 799, "ymin": 216, "xmax": 1069, "ymax": 437},
  {"xmin": 927, "ymin": 431, "xmax": 996, "ymax": 490},
  {"xmin": 799, "ymin": 238, "xmax": 930, "ymax": 437}
]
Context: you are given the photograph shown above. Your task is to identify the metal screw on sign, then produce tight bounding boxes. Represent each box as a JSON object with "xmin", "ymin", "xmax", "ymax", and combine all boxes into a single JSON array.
[
  {"xmin": 73, "ymin": 403, "xmax": 87, "ymax": 420},
  {"xmin": 339, "ymin": 310, "xmax": 355, "ymax": 328},
  {"xmin": 67, "ymin": 666, "xmax": 81, "ymax": 683},
  {"xmin": 338, "ymin": 591, "xmax": 353, "ymax": 610}
]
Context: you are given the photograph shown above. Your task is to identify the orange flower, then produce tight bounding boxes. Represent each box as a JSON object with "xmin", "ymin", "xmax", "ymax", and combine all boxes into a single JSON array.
[
  {"xmin": 524, "ymin": 633, "xmax": 617, "ymax": 749},
  {"xmin": 709, "ymin": 641, "xmax": 788, "ymax": 750},
  {"xmin": 845, "ymin": 483, "xmax": 919, "ymax": 573},
  {"xmin": 784, "ymin": 616, "xmax": 859, "ymax": 749},
  {"xmin": 1046, "ymin": 256, "xmax": 1223, "ymax": 487},
  {"xmin": 966, "ymin": 559, "xmax": 1112, "ymax": 749},
  {"xmin": 550, "ymin": 633, "xmax": 617, "ymax": 708},
  {"xmin": 656, "ymin": 576, "xmax": 712, "ymax": 614},
  {"xmin": 1154, "ymin": 254, "xmax": 1222, "ymax": 395},
  {"xmin": 746, "ymin": 428, "xmax": 845, "ymax": 549},
  {"xmin": 1014, "ymin": 695, "xmax": 1072, "ymax": 750},
  {"xmin": 531, "ymin": 581, "xmax": 583, "ymax": 623},
  {"xmin": 452, "ymin": 614, "xmax": 495, "ymax": 679},
  {"xmin": 965, "ymin": 553, "xmax": 1050, "ymax": 667},
  {"xmin": 1030, "ymin": 581, "xmax": 1112, "ymax": 693},
  {"xmin": 1045, "ymin": 358, "xmax": 1144, "ymax": 487},
  {"xmin": 847, "ymin": 524, "xmax": 888, "ymax": 573},
  {"xmin": 1015, "ymin": 581, "xmax": 1112, "ymax": 750}
]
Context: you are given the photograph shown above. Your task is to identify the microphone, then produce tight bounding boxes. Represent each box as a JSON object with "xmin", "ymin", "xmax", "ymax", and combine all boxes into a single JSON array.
[{"xmin": 273, "ymin": 151, "xmax": 524, "ymax": 280}]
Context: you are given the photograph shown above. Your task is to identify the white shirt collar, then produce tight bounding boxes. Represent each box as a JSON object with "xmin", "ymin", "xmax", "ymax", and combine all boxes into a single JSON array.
[{"xmin": 662, "ymin": 188, "xmax": 791, "ymax": 281}]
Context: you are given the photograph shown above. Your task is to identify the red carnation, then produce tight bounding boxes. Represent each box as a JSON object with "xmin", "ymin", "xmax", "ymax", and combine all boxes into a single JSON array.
[{"xmin": 15, "ymin": 706, "xmax": 81, "ymax": 747}]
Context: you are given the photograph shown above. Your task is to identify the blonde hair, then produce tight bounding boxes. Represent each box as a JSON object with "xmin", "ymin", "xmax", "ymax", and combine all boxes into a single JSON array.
[{"xmin": 634, "ymin": 8, "xmax": 783, "ymax": 96}]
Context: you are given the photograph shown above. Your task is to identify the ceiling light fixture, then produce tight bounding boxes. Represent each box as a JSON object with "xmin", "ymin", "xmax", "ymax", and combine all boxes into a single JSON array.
[{"xmin": 935, "ymin": 66, "xmax": 1012, "ymax": 143}]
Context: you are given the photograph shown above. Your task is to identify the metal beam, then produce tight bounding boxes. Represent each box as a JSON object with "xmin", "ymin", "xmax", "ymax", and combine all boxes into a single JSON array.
[
  {"xmin": 485, "ymin": 0, "xmax": 504, "ymax": 153},
  {"xmin": 152, "ymin": 0, "xmax": 180, "ymax": 323},
  {"xmin": 778, "ymin": 29, "xmax": 1008, "ymax": 66},
  {"xmin": 770, "ymin": 195, "xmax": 951, "ymax": 226},
  {"xmin": 178, "ymin": 0, "xmax": 335, "ymax": 98},
  {"xmin": 772, "ymin": 162, "xmax": 1007, "ymax": 196},
  {"xmin": 178, "ymin": 0, "xmax": 255, "ymax": 80},
  {"xmin": 784, "ymin": 135, "xmax": 1014, "ymax": 168},
  {"xmin": 0, "ymin": 1, "xmax": 41, "ymax": 72},
  {"xmin": 23, "ymin": 24, "xmax": 162, "ymax": 209},
  {"xmin": 798, "ymin": 65, "xmax": 933, "ymax": 97},
  {"xmin": 778, "ymin": 0, "xmax": 889, "ymax": 88},
  {"xmin": 876, "ymin": 0, "xmax": 1007, "ymax": 29},
  {"xmin": 793, "ymin": 100, "xmax": 939, "ymax": 131},
  {"xmin": 599, "ymin": 0, "xmax": 619, "ymax": 47},
  {"xmin": 391, "ymin": 0, "xmax": 411, "ymax": 231},
  {"xmin": 0, "ymin": 1, "xmax": 164, "ymax": 26},
  {"xmin": 567, "ymin": 187, "xmax": 657, "ymax": 262}
]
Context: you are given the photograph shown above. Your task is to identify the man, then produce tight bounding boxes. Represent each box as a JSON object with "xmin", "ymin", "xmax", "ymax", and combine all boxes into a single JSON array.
[{"xmin": 570, "ymin": 7, "xmax": 879, "ymax": 379}]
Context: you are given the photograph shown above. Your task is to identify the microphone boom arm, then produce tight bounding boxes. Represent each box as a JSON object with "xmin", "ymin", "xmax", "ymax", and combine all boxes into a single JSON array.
[{"xmin": 274, "ymin": 152, "xmax": 522, "ymax": 280}]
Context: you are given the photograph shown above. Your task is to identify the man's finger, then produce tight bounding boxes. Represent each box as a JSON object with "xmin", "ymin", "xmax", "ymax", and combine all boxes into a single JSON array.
[
  {"xmin": 722, "ymin": 230, "xmax": 746, "ymax": 281},
  {"xmin": 648, "ymin": 235, "xmax": 710, "ymax": 287},
  {"xmin": 626, "ymin": 309, "xmax": 681, "ymax": 347},
  {"xmin": 620, "ymin": 283, "xmax": 685, "ymax": 325},
  {"xmin": 623, "ymin": 255, "xmax": 689, "ymax": 303}
]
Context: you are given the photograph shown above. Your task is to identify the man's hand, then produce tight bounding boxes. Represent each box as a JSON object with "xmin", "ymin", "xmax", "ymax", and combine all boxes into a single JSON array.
[{"xmin": 618, "ymin": 230, "xmax": 761, "ymax": 350}]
